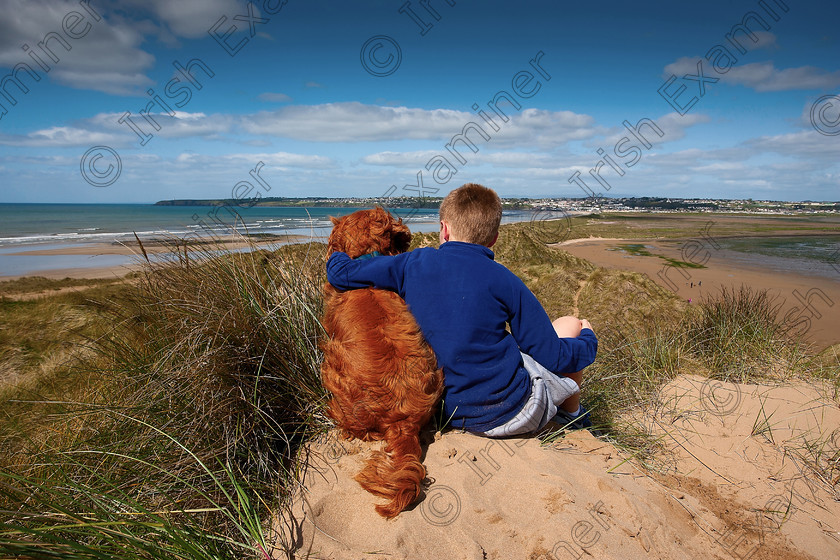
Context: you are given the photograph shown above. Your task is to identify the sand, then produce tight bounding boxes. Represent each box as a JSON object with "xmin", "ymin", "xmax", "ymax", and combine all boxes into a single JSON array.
[
  {"xmin": 0, "ymin": 235, "xmax": 309, "ymax": 280},
  {"xmin": 277, "ymin": 375, "xmax": 840, "ymax": 559},
  {"xmin": 556, "ymin": 237, "xmax": 840, "ymax": 352},
  {"xmin": 7, "ymin": 237, "xmax": 306, "ymax": 257}
]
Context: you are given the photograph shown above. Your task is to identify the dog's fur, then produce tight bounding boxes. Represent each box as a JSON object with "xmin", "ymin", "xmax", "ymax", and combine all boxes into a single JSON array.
[{"xmin": 320, "ymin": 208, "xmax": 444, "ymax": 519}]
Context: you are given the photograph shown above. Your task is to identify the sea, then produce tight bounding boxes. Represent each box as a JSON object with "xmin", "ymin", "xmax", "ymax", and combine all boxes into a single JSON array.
[
  {"xmin": 0, "ymin": 203, "xmax": 538, "ymax": 277},
  {"xmin": 2, "ymin": 204, "xmax": 837, "ymax": 280}
]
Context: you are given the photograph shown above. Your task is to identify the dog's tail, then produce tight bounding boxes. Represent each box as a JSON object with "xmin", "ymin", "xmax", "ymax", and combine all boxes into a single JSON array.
[{"xmin": 354, "ymin": 424, "xmax": 425, "ymax": 519}]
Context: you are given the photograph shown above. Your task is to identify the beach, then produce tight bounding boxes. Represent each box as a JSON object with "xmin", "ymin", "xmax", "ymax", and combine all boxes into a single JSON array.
[
  {"xmin": 5, "ymin": 213, "xmax": 837, "ymax": 352},
  {"xmin": 0, "ymin": 203, "xmax": 503, "ymax": 279},
  {"xmin": 0, "ymin": 236, "xmax": 308, "ymax": 280},
  {"xmin": 557, "ymin": 236, "xmax": 839, "ymax": 351}
]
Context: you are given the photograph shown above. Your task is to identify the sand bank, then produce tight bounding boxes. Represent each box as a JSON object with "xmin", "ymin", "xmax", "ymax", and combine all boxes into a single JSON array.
[
  {"xmin": 278, "ymin": 375, "xmax": 840, "ymax": 559},
  {"xmin": 0, "ymin": 234, "xmax": 311, "ymax": 280},
  {"xmin": 556, "ymin": 237, "xmax": 839, "ymax": 351}
]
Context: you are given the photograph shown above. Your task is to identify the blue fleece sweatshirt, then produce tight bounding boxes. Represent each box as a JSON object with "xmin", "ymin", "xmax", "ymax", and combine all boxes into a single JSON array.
[{"xmin": 326, "ymin": 241, "xmax": 598, "ymax": 432}]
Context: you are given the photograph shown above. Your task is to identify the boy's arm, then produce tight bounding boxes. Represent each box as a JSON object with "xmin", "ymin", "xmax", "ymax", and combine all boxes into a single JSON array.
[
  {"xmin": 326, "ymin": 251, "xmax": 409, "ymax": 294},
  {"xmin": 507, "ymin": 276, "xmax": 598, "ymax": 374},
  {"xmin": 548, "ymin": 329, "xmax": 598, "ymax": 374}
]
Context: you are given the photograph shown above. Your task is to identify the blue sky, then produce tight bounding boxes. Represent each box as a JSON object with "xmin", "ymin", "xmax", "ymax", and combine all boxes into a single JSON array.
[{"xmin": 0, "ymin": 0, "xmax": 838, "ymax": 203}]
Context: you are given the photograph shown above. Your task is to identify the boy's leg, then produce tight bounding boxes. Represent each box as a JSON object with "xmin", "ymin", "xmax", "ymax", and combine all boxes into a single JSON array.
[
  {"xmin": 551, "ymin": 316, "xmax": 583, "ymax": 414},
  {"xmin": 552, "ymin": 316, "xmax": 582, "ymax": 338},
  {"xmin": 559, "ymin": 371, "xmax": 583, "ymax": 413}
]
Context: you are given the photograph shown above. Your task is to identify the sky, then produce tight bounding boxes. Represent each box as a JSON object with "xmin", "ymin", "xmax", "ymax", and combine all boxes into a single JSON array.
[{"xmin": 0, "ymin": 0, "xmax": 838, "ymax": 204}]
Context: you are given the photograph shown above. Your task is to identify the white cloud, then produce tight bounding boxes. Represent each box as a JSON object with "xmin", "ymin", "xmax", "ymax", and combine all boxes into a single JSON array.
[
  {"xmin": 0, "ymin": 126, "xmax": 122, "ymax": 147},
  {"xmin": 745, "ymin": 129, "xmax": 840, "ymax": 158},
  {"xmin": 0, "ymin": 111, "xmax": 229, "ymax": 146},
  {"xmin": 3, "ymin": 101, "xmax": 600, "ymax": 148},
  {"xmin": 602, "ymin": 112, "xmax": 709, "ymax": 147},
  {"xmin": 723, "ymin": 62, "xmax": 840, "ymax": 92},
  {"xmin": 258, "ymin": 92, "xmax": 293, "ymax": 103},
  {"xmin": 175, "ymin": 151, "xmax": 335, "ymax": 168},
  {"xmin": 362, "ymin": 150, "xmax": 563, "ymax": 169},
  {"xmin": 664, "ymin": 57, "xmax": 840, "ymax": 92},
  {"xmin": 0, "ymin": 0, "xmax": 155, "ymax": 96},
  {"xmin": 125, "ymin": 0, "xmax": 244, "ymax": 38},
  {"xmin": 240, "ymin": 103, "xmax": 466, "ymax": 141},
  {"xmin": 239, "ymin": 103, "xmax": 599, "ymax": 145},
  {"xmin": 497, "ymin": 109, "xmax": 599, "ymax": 146},
  {"xmin": 362, "ymin": 151, "xmax": 441, "ymax": 167},
  {"xmin": 0, "ymin": 0, "xmax": 255, "ymax": 97}
]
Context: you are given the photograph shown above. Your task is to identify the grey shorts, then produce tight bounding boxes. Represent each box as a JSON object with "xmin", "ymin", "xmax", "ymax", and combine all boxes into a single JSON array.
[{"xmin": 481, "ymin": 353, "xmax": 580, "ymax": 438}]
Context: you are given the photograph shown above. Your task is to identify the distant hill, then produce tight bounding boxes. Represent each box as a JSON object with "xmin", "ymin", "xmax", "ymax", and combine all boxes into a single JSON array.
[
  {"xmin": 153, "ymin": 196, "xmax": 840, "ymax": 213},
  {"xmin": 153, "ymin": 196, "xmax": 532, "ymax": 209},
  {"xmin": 154, "ymin": 196, "xmax": 442, "ymax": 208}
]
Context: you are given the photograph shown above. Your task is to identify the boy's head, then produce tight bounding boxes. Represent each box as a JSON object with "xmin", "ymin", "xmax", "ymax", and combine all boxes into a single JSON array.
[{"xmin": 439, "ymin": 183, "xmax": 502, "ymax": 247}]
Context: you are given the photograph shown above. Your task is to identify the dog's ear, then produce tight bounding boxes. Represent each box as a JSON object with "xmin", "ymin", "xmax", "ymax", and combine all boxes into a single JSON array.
[
  {"xmin": 326, "ymin": 215, "xmax": 345, "ymax": 260},
  {"xmin": 369, "ymin": 207, "xmax": 412, "ymax": 255},
  {"xmin": 390, "ymin": 218, "xmax": 411, "ymax": 254},
  {"xmin": 327, "ymin": 211, "xmax": 374, "ymax": 259}
]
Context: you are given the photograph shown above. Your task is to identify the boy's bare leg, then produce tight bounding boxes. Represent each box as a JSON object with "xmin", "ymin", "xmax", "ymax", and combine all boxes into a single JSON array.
[
  {"xmin": 551, "ymin": 316, "xmax": 589, "ymax": 414},
  {"xmin": 552, "ymin": 315, "xmax": 582, "ymax": 338},
  {"xmin": 560, "ymin": 371, "xmax": 583, "ymax": 413}
]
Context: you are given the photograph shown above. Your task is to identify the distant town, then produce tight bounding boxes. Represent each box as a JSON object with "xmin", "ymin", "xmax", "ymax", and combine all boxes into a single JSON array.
[{"xmin": 155, "ymin": 196, "xmax": 840, "ymax": 214}]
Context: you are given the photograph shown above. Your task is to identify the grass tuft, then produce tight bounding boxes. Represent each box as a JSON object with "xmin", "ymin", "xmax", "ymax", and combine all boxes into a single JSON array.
[{"xmin": 686, "ymin": 285, "xmax": 801, "ymax": 380}]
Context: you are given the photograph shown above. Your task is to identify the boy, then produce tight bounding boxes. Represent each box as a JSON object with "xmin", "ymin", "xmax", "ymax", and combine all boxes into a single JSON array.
[{"xmin": 326, "ymin": 183, "xmax": 597, "ymax": 436}]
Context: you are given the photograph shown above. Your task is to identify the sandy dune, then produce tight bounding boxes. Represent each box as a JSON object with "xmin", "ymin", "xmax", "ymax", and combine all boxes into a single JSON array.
[{"xmin": 277, "ymin": 375, "xmax": 839, "ymax": 559}]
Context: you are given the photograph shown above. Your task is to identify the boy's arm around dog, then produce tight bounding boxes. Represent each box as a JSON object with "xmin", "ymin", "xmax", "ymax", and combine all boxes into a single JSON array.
[
  {"xmin": 328, "ymin": 248, "xmax": 597, "ymax": 377},
  {"xmin": 327, "ymin": 251, "xmax": 410, "ymax": 294}
]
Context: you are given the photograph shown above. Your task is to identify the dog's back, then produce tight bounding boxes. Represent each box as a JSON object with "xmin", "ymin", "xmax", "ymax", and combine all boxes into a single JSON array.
[{"xmin": 321, "ymin": 208, "xmax": 444, "ymax": 518}]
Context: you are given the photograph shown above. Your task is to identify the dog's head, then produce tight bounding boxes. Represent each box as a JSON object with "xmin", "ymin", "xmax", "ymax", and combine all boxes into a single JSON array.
[{"xmin": 327, "ymin": 207, "xmax": 411, "ymax": 259}]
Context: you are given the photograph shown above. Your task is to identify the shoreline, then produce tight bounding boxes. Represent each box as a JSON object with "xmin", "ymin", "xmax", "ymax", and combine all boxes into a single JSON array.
[
  {"xmin": 3, "ymin": 231, "xmax": 838, "ymax": 351},
  {"xmin": 557, "ymin": 237, "xmax": 840, "ymax": 352},
  {"xmin": 0, "ymin": 234, "xmax": 315, "ymax": 280}
]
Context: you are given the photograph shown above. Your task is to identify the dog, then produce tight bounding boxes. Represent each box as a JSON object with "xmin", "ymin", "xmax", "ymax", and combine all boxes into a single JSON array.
[{"xmin": 320, "ymin": 207, "xmax": 444, "ymax": 519}]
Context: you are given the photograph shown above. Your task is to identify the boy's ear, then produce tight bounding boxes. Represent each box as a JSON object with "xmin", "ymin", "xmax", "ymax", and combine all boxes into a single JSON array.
[
  {"xmin": 440, "ymin": 220, "xmax": 450, "ymax": 242},
  {"xmin": 487, "ymin": 232, "xmax": 498, "ymax": 248}
]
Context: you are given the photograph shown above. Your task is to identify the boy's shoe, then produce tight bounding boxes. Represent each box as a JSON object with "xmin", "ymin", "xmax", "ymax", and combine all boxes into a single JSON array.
[{"xmin": 552, "ymin": 404, "xmax": 592, "ymax": 430}]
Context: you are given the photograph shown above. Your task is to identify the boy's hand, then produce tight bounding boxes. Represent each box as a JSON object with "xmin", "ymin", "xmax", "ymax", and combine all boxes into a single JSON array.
[{"xmin": 580, "ymin": 319, "xmax": 593, "ymax": 332}]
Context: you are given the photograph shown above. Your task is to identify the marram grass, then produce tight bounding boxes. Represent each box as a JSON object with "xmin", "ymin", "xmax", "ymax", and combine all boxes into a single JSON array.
[{"xmin": 1, "ymin": 236, "xmax": 331, "ymax": 557}]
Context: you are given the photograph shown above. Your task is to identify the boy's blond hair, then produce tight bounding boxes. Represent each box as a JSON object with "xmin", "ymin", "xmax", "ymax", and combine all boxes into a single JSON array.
[{"xmin": 439, "ymin": 183, "xmax": 502, "ymax": 246}]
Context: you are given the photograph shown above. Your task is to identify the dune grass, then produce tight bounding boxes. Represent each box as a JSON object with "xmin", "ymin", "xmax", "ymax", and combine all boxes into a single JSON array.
[
  {"xmin": 0, "ymin": 237, "xmax": 329, "ymax": 557},
  {"xmin": 0, "ymin": 222, "xmax": 837, "ymax": 556},
  {"xmin": 0, "ymin": 276, "xmax": 124, "ymax": 298}
]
